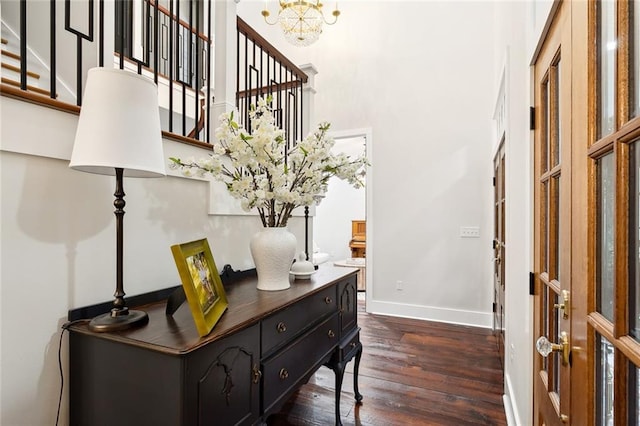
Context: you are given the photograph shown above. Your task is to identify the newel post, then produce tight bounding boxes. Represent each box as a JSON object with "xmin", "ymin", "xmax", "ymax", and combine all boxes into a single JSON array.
[
  {"xmin": 299, "ymin": 63, "xmax": 318, "ymax": 136},
  {"xmin": 299, "ymin": 63, "xmax": 318, "ymax": 261}
]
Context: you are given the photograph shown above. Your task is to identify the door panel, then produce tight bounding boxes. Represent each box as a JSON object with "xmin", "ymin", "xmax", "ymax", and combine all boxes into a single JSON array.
[
  {"xmin": 533, "ymin": 2, "xmax": 574, "ymax": 425},
  {"xmin": 494, "ymin": 142, "xmax": 506, "ymax": 368},
  {"xmin": 586, "ymin": 0, "xmax": 640, "ymax": 424},
  {"xmin": 533, "ymin": 0, "xmax": 640, "ymax": 424}
]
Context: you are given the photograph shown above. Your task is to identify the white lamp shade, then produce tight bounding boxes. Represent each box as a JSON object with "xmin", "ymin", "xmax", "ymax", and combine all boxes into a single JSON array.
[{"xmin": 69, "ymin": 67, "xmax": 166, "ymax": 177}]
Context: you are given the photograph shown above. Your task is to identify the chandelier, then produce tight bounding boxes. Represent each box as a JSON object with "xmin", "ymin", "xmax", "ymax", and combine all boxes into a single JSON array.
[{"xmin": 262, "ymin": 1, "xmax": 340, "ymax": 47}]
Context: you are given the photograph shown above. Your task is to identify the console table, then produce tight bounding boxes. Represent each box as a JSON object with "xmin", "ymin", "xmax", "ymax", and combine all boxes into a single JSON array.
[{"xmin": 68, "ymin": 265, "xmax": 362, "ymax": 426}]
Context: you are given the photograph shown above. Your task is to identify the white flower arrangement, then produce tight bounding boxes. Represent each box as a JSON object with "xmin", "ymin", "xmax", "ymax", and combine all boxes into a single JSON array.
[{"xmin": 169, "ymin": 97, "xmax": 367, "ymax": 228}]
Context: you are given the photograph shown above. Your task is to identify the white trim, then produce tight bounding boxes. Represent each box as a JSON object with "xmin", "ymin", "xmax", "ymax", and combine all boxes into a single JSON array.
[
  {"xmin": 367, "ymin": 299, "xmax": 493, "ymax": 329},
  {"xmin": 503, "ymin": 372, "xmax": 523, "ymax": 426},
  {"xmin": 329, "ymin": 127, "xmax": 373, "ymax": 310}
]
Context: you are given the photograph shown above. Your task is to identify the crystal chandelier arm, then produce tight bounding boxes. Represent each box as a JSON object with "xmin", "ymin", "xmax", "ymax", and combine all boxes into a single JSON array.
[
  {"xmin": 263, "ymin": 0, "xmax": 289, "ymax": 25},
  {"xmin": 323, "ymin": 7, "xmax": 340, "ymax": 25},
  {"xmin": 261, "ymin": 8, "xmax": 279, "ymax": 25}
]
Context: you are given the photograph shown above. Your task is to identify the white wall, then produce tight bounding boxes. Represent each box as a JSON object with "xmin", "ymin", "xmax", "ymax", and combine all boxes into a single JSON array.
[
  {"xmin": 315, "ymin": 135, "xmax": 366, "ymax": 262},
  {"xmin": 238, "ymin": 0, "xmax": 496, "ymax": 327}
]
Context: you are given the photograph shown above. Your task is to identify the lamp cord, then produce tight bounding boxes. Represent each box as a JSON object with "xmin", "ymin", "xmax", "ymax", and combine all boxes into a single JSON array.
[{"xmin": 56, "ymin": 319, "xmax": 89, "ymax": 426}]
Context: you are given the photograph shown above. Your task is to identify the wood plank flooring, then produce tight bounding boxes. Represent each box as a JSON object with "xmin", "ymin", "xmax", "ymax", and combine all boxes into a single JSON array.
[{"xmin": 267, "ymin": 297, "xmax": 507, "ymax": 425}]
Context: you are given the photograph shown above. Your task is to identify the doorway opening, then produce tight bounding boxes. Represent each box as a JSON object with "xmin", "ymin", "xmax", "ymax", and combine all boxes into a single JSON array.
[{"xmin": 314, "ymin": 129, "xmax": 371, "ymax": 307}]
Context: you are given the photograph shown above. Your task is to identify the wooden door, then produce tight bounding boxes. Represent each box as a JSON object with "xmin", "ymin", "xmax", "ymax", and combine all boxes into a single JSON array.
[
  {"xmin": 493, "ymin": 141, "xmax": 506, "ymax": 368},
  {"xmin": 532, "ymin": 1, "xmax": 587, "ymax": 424},
  {"xmin": 586, "ymin": 0, "xmax": 640, "ymax": 424},
  {"xmin": 533, "ymin": 0, "xmax": 640, "ymax": 424}
]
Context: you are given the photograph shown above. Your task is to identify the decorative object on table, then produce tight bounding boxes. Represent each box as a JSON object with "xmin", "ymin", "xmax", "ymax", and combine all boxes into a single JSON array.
[
  {"xmin": 250, "ymin": 226, "xmax": 297, "ymax": 290},
  {"xmin": 261, "ymin": 0, "xmax": 340, "ymax": 47},
  {"xmin": 290, "ymin": 253, "xmax": 316, "ymax": 280},
  {"xmin": 171, "ymin": 238, "xmax": 228, "ymax": 337},
  {"xmin": 169, "ymin": 96, "xmax": 368, "ymax": 291},
  {"xmin": 69, "ymin": 67, "xmax": 165, "ymax": 332}
]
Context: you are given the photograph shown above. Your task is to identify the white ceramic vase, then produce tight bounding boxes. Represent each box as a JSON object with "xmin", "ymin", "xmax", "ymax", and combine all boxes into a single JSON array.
[{"xmin": 250, "ymin": 227, "xmax": 296, "ymax": 291}]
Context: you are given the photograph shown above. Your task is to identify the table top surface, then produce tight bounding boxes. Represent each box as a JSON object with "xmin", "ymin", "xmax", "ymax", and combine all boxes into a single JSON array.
[
  {"xmin": 334, "ymin": 258, "xmax": 366, "ymax": 268},
  {"xmin": 69, "ymin": 264, "xmax": 357, "ymax": 355}
]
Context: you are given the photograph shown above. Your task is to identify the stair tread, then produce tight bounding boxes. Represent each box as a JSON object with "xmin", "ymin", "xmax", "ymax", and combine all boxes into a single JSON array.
[
  {"xmin": 1, "ymin": 62, "xmax": 40, "ymax": 79},
  {"xmin": 1, "ymin": 50, "xmax": 21, "ymax": 61},
  {"xmin": 1, "ymin": 77, "xmax": 55, "ymax": 97},
  {"xmin": 1, "ymin": 38, "xmax": 7, "ymax": 45}
]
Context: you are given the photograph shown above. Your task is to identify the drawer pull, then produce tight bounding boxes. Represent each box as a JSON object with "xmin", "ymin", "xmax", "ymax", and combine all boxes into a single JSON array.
[
  {"xmin": 276, "ymin": 322, "xmax": 287, "ymax": 333},
  {"xmin": 327, "ymin": 330, "xmax": 335, "ymax": 338},
  {"xmin": 252, "ymin": 364, "xmax": 262, "ymax": 384},
  {"xmin": 325, "ymin": 296, "xmax": 333, "ymax": 304},
  {"xmin": 350, "ymin": 342, "xmax": 357, "ymax": 348},
  {"xmin": 279, "ymin": 368, "xmax": 289, "ymax": 380}
]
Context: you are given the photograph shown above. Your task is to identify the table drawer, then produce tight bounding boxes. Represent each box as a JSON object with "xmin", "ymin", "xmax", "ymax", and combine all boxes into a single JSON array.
[
  {"xmin": 262, "ymin": 313, "xmax": 340, "ymax": 412},
  {"xmin": 331, "ymin": 326, "xmax": 360, "ymax": 365},
  {"xmin": 262, "ymin": 285, "xmax": 336, "ymax": 356}
]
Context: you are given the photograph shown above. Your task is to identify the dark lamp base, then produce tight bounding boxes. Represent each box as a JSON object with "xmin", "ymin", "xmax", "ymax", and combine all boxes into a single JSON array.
[{"xmin": 88, "ymin": 309, "xmax": 149, "ymax": 332}]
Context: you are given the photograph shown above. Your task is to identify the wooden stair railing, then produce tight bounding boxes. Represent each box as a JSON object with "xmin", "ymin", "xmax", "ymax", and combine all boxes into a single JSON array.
[
  {"xmin": 1, "ymin": 0, "xmax": 212, "ymax": 147},
  {"xmin": 236, "ymin": 17, "xmax": 307, "ymax": 149}
]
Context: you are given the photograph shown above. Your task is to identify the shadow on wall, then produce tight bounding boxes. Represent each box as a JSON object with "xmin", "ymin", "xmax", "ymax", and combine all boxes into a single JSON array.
[
  {"xmin": 145, "ymin": 175, "xmax": 214, "ymax": 239},
  {"xmin": 16, "ymin": 157, "xmax": 113, "ymax": 309}
]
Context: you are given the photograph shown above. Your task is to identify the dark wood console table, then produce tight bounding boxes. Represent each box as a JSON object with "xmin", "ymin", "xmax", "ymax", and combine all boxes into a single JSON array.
[{"xmin": 68, "ymin": 265, "xmax": 362, "ymax": 426}]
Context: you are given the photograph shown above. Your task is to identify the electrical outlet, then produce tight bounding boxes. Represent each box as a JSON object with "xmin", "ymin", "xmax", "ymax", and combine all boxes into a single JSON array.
[
  {"xmin": 396, "ymin": 280, "xmax": 403, "ymax": 291},
  {"xmin": 460, "ymin": 226, "xmax": 480, "ymax": 238}
]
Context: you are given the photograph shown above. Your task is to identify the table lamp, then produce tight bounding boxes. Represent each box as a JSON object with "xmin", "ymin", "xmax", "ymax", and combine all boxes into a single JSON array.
[{"xmin": 69, "ymin": 67, "xmax": 166, "ymax": 332}]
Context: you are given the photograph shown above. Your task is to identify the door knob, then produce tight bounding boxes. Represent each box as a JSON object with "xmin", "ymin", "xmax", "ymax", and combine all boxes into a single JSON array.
[{"xmin": 536, "ymin": 331, "xmax": 570, "ymax": 366}]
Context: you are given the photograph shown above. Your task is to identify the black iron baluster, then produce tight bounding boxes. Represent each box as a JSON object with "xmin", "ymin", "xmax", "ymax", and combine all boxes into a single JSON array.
[
  {"xmin": 244, "ymin": 32, "xmax": 248, "ymax": 128},
  {"xmin": 206, "ymin": 0, "xmax": 212, "ymax": 143},
  {"xmin": 299, "ymin": 79, "xmax": 303, "ymax": 141},
  {"xmin": 98, "ymin": 0, "xmax": 103, "ymax": 66},
  {"xmin": 194, "ymin": 0, "xmax": 200, "ymax": 140},
  {"xmin": 188, "ymin": 0, "xmax": 193, "ymax": 88},
  {"xmin": 118, "ymin": 0, "xmax": 124, "ymax": 69},
  {"xmin": 153, "ymin": 0, "xmax": 159, "ymax": 84},
  {"xmin": 278, "ymin": 62, "xmax": 282, "ymax": 129},
  {"xmin": 50, "ymin": 0, "xmax": 57, "ymax": 98},
  {"xmin": 176, "ymin": 0, "xmax": 186, "ymax": 135},
  {"xmin": 236, "ymin": 27, "xmax": 240, "ymax": 123},
  {"xmin": 168, "ymin": 0, "xmax": 174, "ymax": 132},
  {"xmin": 20, "ymin": 0, "xmax": 27, "ymax": 91},
  {"xmin": 65, "ymin": 0, "xmax": 94, "ymax": 105}
]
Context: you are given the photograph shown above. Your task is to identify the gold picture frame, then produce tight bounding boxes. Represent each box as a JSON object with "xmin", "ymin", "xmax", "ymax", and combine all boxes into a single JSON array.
[{"xmin": 171, "ymin": 238, "xmax": 228, "ymax": 337}]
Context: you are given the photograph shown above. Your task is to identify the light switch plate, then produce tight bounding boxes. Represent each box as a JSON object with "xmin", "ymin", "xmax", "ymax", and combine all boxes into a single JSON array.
[{"xmin": 460, "ymin": 226, "xmax": 480, "ymax": 238}]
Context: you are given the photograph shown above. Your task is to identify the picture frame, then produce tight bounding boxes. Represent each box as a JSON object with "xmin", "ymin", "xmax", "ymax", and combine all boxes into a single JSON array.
[{"xmin": 171, "ymin": 238, "xmax": 228, "ymax": 337}]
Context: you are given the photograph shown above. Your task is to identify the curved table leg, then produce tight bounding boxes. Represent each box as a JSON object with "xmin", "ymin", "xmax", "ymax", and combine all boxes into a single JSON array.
[
  {"xmin": 333, "ymin": 361, "xmax": 345, "ymax": 426},
  {"xmin": 353, "ymin": 344, "xmax": 363, "ymax": 403}
]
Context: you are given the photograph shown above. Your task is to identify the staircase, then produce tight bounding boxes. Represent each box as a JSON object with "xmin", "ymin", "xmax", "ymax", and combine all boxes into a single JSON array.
[{"xmin": 0, "ymin": 36, "xmax": 52, "ymax": 97}]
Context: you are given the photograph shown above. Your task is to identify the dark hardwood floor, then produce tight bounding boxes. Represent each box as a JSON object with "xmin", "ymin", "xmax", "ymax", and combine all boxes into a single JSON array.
[{"xmin": 267, "ymin": 296, "xmax": 507, "ymax": 425}]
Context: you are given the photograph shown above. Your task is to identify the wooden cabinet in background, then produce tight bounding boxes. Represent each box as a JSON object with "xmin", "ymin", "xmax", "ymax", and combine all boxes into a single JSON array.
[{"xmin": 349, "ymin": 220, "xmax": 366, "ymax": 258}]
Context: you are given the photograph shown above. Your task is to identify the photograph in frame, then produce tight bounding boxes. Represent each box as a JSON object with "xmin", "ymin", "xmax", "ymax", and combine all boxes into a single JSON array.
[{"xmin": 171, "ymin": 238, "xmax": 228, "ymax": 337}]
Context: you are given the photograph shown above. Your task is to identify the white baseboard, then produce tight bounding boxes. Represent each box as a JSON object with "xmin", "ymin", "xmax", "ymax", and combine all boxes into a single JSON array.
[
  {"xmin": 503, "ymin": 373, "xmax": 524, "ymax": 426},
  {"xmin": 366, "ymin": 299, "xmax": 493, "ymax": 328}
]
